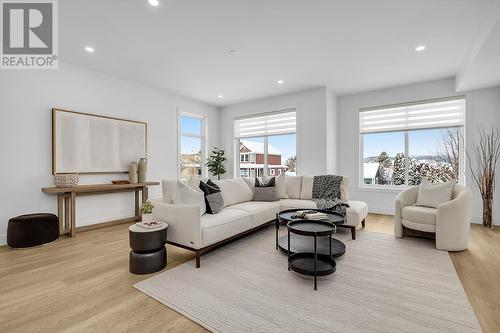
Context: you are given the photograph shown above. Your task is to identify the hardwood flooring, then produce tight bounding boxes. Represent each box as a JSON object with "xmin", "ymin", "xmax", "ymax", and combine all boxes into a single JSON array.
[{"xmin": 0, "ymin": 214, "xmax": 498, "ymax": 332}]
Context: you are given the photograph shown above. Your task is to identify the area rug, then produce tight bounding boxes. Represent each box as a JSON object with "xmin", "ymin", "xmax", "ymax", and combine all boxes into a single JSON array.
[{"xmin": 134, "ymin": 227, "xmax": 481, "ymax": 333}]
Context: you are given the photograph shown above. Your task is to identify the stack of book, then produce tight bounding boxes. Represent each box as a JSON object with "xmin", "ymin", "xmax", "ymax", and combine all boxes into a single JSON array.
[
  {"xmin": 294, "ymin": 210, "xmax": 328, "ymax": 221},
  {"xmin": 135, "ymin": 221, "xmax": 163, "ymax": 230}
]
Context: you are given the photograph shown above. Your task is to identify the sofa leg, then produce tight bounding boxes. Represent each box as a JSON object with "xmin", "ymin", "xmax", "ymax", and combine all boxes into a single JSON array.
[
  {"xmin": 195, "ymin": 251, "xmax": 201, "ymax": 268},
  {"xmin": 351, "ymin": 227, "xmax": 356, "ymax": 240},
  {"xmin": 361, "ymin": 219, "xmax": 365, "ymax": 228}
]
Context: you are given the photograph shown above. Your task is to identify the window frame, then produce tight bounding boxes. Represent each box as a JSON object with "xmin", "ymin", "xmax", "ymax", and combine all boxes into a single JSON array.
[
  {"xmin": 178, "ymin": 112, "xmax": 206, "ymax": 180},
  {"xmin": 358, "ymin": 97, "xmax": 465, "ymax": 191},
  {"xmin": 234, "ymin": 109, "xmax": 299, "ymax": 178}
]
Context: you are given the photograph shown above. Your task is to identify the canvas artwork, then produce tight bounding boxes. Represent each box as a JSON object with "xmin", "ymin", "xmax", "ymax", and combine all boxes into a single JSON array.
[{"xmin": 52, "ymin": 109, "xmax": 147, "ymax": 174}]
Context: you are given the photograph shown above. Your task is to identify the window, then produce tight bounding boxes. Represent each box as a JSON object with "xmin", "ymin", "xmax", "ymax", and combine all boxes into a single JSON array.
[
  {"xmin": 359, "ymin": 98, "xmax": 465, "ymax": 187},
  {"xmin": 234, "ymin": 109, "xmax": 297, "ymax": 178},
  {"xmin": 179, "ymin": 114, "xmax": 205, "ymax": 179}
]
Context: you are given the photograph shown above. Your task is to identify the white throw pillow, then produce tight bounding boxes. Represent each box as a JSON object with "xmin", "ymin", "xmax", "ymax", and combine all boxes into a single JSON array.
[
  {"xmin": 172, "ymin": 182, "xmax": 206, "ymax": 215},
  {"xmin": 416, "ymin": 178, "xmax": 455, "ymax": 208},
  {"xmin": 242, "ymin": 177, "xmax": 255, "ymax": 191},
  {"xmin": 275, "ymin": 174, "xmax": 289, "ymax": 199},
  {"xmin": 340, "ymin": 176, "xmax": 350, "ymax": 201},
  {"xmin": 299, "ymin": 176, "xmax": 314, "ymax": 200},
  {"xmin": 286, "ymin": 176, "xmax": 303, "ymax": 199},
  {"xmin": 161, "ymin": 179, "xmax": 177, "ymax": 203},
  {"xmin": 213, "ymin": 178, "xmax": 254, "ymax": 207}
]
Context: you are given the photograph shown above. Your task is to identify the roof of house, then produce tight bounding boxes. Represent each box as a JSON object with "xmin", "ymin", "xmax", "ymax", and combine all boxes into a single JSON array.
[
  {"xmin": 364, "ymin": 162, "xmax": 380, "ymax": 179},
  {"xmin": 240, "ymin": 139, "xmax": 282, "ymax": 155}
]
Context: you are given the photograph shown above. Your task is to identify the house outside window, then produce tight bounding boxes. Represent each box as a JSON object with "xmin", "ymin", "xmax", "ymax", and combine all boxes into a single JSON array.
[
  {"xmin": 234, "ymin": 109, "xmax": 297, "ymax": 178},
  {"xmin": 179, "ymin": 114, "xmax": 205, "ymax": 180},
  {"xmin": 360, "ymin": 97, "xmax": 465, "ymax": 188}
]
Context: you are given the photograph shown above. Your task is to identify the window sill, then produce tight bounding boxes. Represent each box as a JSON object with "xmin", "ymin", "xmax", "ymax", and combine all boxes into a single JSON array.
[{"xmin": 356, "ymin": 186, "xmax": 407, "ymax": 194}]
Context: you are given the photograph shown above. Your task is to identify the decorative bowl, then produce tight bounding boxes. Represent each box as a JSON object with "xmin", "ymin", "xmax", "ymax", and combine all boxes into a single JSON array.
[{"xmin": 54, "ymin": 173, "xmax": 79, "ymax": 188}]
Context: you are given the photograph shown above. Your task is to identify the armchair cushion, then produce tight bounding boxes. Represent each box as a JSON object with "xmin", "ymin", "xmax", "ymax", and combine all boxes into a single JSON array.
[
  {"xmin": 416, "ymin": 178, "xmax": 455, "ymax": 208},
  {"xmin": 402, "ymin": 206, "xmax": 437, "ymax": 225}
]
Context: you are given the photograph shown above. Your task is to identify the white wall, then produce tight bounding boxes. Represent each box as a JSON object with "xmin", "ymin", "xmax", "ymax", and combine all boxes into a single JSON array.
[
  {"xmin": 219, "ymin": 87, "xmax": 332, "ymax": 177},
  {"xmin": 0, "ymin": 62, "xmax": 218, "ymax": 245},
  {"xmin": 337, "ymin": 78, "xmax": 500, "ymax": 225},
  {"xmin": 326, "ymin": 89, "xmax": 338, "ymax": 174}
]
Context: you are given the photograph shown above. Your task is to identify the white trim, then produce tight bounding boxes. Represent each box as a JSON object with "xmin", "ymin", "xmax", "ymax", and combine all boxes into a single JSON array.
[
  {"xmin": 233, "ymin": 107, "xmax": 299, "ymax": 178},
  {"xmin": 177, "ymin": 110, "xmax": 206, "ymax": 179}
]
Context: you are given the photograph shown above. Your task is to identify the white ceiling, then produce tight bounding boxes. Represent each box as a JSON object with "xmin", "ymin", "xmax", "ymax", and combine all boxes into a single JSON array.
[{"xmin": 60, "ymin": 0, "xmax": 500, "ymax": 107}]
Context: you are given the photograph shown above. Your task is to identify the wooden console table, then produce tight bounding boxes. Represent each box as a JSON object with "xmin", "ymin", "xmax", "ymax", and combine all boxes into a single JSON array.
[{"xmin": 41, "ymin": 182, "xmax": 160, "ymax": 237}]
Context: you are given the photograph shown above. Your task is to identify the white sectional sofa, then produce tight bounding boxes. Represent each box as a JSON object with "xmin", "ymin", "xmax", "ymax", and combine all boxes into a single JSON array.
[{"xmin": 152, "ymin": 176, "xmax": 368, "ymax": 267}]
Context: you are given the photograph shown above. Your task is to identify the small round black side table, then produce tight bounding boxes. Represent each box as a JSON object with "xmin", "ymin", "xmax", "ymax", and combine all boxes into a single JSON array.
[
  {"xmin": 277, "ymin": 209, "xmax": 346, "ymax": 258},
  {"xmin": 129, "ymin": 222, "xmax": 168, "ymax": 275},
  {"xmin": 287, "ymin": 220, "xmax": 336, "ymax": 290}
]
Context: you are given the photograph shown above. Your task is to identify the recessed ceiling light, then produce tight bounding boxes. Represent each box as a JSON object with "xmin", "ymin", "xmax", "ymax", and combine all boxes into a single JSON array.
[
  {"xmin": 84, "ymin": 46, "xmax": 95, "ymax": 53},
  {"xmin": 277, "ymin": 80, "xmax": 284, "ymax": 84},
  {"xmin": 148, "ymin": 0, "xmax": 159, "ymax": 6},
  {"xmin": 217, "ymin": 94, "xmax": 223, "ymax": 98},
  {"xmin": 415, "ymin": 45, "xmax": 426, "ymax": 52}
]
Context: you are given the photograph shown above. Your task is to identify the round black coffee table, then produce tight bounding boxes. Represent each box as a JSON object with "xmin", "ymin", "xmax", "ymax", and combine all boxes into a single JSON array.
[
  {"xmin": 287, "ymin": 220, "xmax": 337, "ymax": 290},
  {"xmin": 276, "ymin": 209, "xmax": 346, "ymax": 258}
]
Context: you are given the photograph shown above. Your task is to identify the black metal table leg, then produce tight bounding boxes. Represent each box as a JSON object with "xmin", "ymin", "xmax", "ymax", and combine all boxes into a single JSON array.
[
  {"xmin": 275, "ymin": 214, "xmax": 279, "ymax": 250},
  {"xmin": 287, "ymin": 228, "xmax": 291, "ymax": 271},
  {"xmin": 314, "ymin": 234, "xmax": 317, "ymax": 290}
]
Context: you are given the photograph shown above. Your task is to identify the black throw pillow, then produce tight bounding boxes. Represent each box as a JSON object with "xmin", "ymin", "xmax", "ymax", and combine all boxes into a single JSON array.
[
  {"xmin": 255, "ymin": 177, "xmax": 276, "ymax": 187},
  {"xmin": 199, "ymin": 180, "xmax": 224, "ymax": 214}
]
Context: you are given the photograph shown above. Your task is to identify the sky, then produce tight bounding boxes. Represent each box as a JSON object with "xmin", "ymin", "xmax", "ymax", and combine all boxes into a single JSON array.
[{"xmin": 363, "ymin": 128, "xmax": 455, "ymax": 157}]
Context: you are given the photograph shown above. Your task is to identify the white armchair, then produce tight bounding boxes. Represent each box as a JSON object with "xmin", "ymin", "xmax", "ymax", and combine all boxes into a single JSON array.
[{"xmin": 394, "ymin": 184, "xmax": 472, "ymax": 251}]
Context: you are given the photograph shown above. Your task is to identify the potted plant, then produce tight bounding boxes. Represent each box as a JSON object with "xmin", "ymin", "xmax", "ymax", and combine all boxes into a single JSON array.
[
  {"xmin": 205, "ymin": 147, "xmax": 226, "ymax": 180},
  {"xmin": 466, "ymin": 126, "xmax": 500, "ymax": 228},
  {"xmin": 140, "ymin": 201, "xmax": 154, "ymax": 223}
]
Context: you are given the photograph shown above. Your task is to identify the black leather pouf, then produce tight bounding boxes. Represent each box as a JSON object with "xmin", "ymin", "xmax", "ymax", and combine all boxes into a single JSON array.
[{"xmin": 7, "ymin": 213, "xmax": 59, "ymax": 248}]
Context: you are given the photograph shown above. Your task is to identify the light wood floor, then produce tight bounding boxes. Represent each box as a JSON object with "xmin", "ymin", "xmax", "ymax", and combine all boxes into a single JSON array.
[{"xmin": 0, "ymin": 214, "xmax": 499, "ymax": 332}]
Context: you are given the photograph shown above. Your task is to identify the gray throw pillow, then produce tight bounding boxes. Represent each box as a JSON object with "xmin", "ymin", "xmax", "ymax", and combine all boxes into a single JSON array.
[
  {"xmin": 253, "ymin": 187, "xmax": 279, "ymax": 202},
  {"xmin": 416, "ymin": 178, "xmax": 455, "ymax": 208},
  {"xmin": 206, "ymin": 192, "xmax": 224, "ymax": 214}
]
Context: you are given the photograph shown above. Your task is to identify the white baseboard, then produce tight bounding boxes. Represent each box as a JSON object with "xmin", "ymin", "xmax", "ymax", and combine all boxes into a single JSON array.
[
  {"xmin": 368, "ymin": 206, "xmax": 395, "ymax": 215},
  {"xmin": 471, "ymin": 216, "xmax": 500, "ymax": 226},
  {"xmin": 0, "ymin": 234, "xmax": 6, "ymax": 246}
]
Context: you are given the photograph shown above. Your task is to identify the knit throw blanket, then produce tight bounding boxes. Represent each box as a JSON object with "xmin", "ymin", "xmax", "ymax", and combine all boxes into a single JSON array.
[{"xmin": 312, "ymin": 175, "xmax": 349, "ymax": 217}]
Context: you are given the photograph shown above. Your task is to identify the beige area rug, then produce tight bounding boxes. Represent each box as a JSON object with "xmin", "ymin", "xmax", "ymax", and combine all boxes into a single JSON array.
[{"xmin": 134, "ymin": 227, "xmax": 481, "ymax": 333}]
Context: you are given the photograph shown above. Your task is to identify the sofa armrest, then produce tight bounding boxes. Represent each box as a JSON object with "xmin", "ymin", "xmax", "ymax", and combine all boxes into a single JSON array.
[
  {"xmin": 394, "ymin": 186, "xmax": 419, "ymax": 238},
  {"xmin": 436, "ymin": 188, "xmax": 472, "ymax": 251},
  {"xmin": 152, "ymin": 200, "xmax": 202, "ymax": 249}
]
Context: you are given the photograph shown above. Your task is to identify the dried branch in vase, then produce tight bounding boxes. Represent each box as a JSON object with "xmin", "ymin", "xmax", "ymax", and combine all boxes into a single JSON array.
[{"xmin": 465, "ymin": 125, "xmax": 500, "ymax": 228}]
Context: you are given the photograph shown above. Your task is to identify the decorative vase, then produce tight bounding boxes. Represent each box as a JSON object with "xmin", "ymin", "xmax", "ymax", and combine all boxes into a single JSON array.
[
  {"xmin": 482, "ymin": 197, "xmax": 493, "ymax": 228},
  {"xmin": 142, "ymin": 213, "xmax": 153, "ymax": 223},
  {"xmin": 129, "ymin": 162, "xmax": 138, "ymax": 184},
  {"xmin": 54, "ymin": 173, "xmax": 79, "ymax": 188},
  {"xmin": 138, "ymin": 158, "xmax": 147, "ymax": 183}
]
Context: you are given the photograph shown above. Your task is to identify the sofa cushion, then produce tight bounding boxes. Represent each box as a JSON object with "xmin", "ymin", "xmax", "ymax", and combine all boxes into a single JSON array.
[
  {"xmin": 286, "ymin": 176, "xmax": 303, "ymax": 199},
  {"xmin": 416, "ymin": 178, "xmax": 455, "ymax": 208},
  {"xmin": 172, "ymin": 182, "xmax": 206, "ymax": 215},
  {"xmin": 201, "ymin": 208, "xmax": 252, "ymax": 246},
  {"xmin": 402, "ymin": 205, "xmax": 437, "ymax": 225},
  {"xmin": 213, "ymin": 178, "xmax": 253, "ymax": 207},
  {"xmin": 275, "ymin": 174, "xmax": 289, "ymax": 199},
  {"xmin": 228, "ymin": 201, "xmax": 280, "ymax": 227},
  {"xmin": 279, "ymin": 198, "xmax": 317, "ymax": 210},
  {"xmin": 345, "ymin": 200, "xmax": 368, "ymax": 227},
  {"xmin": 299, "ymin": 176, "xmax": 314, "ymax": 200}
]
